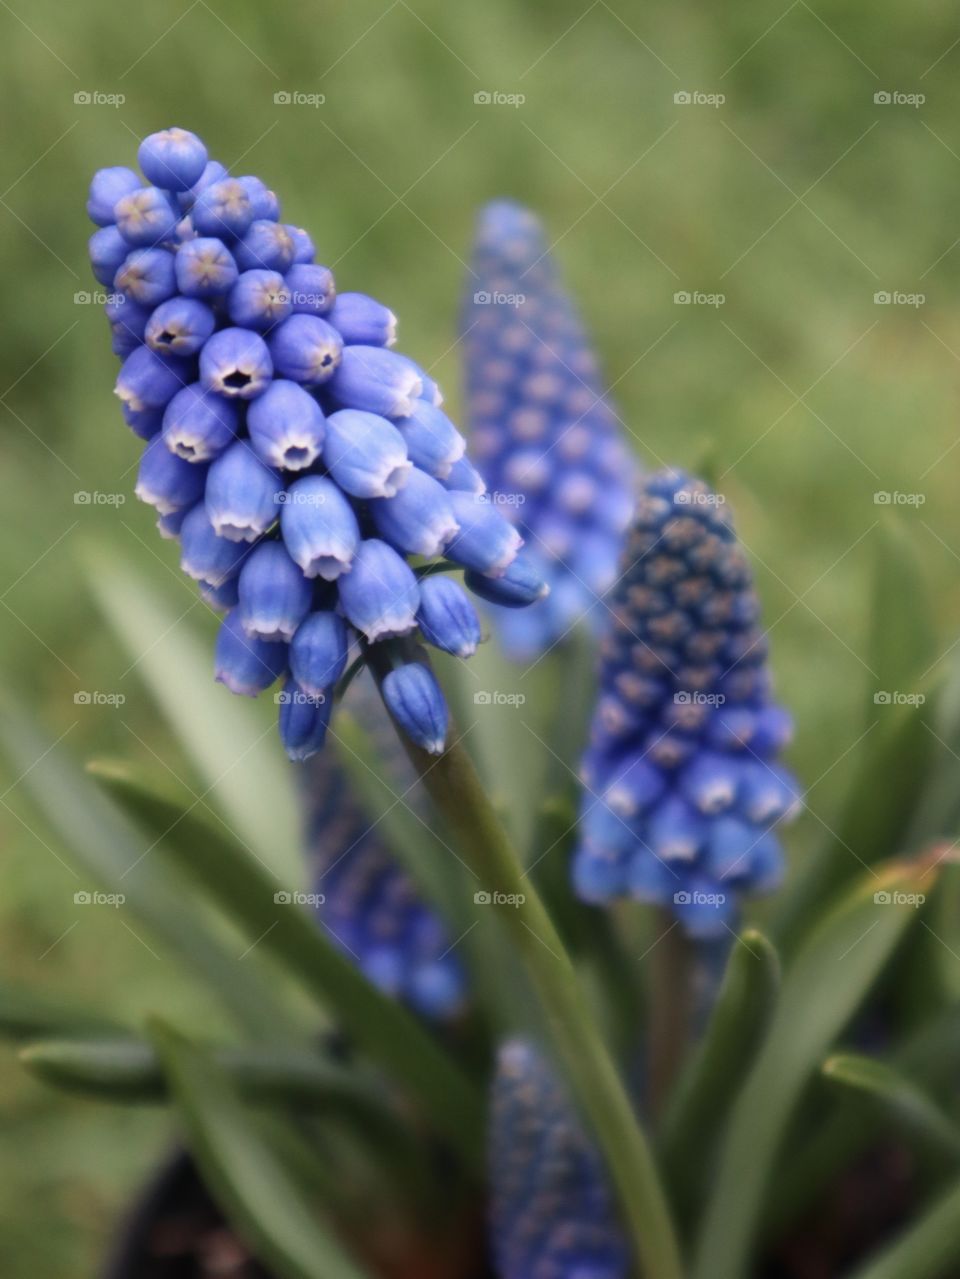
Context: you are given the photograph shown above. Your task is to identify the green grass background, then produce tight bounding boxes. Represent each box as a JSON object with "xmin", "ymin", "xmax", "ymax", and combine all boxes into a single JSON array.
[{"xmin": 1, "ymin": 0, "xmax": 959, "ymax": 1272}]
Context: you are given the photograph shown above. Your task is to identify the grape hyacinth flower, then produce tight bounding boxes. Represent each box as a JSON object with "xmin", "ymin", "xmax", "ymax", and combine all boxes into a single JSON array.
[
  {"xmin": 489, "ymin": 1039, "xmax": 628, "ymax": 1279},
  {"xmin": 462, "ymin": 200, "xmax": 638, "ymax": 659},
  {"xmin": 87, "ymin": 127, "xmax": 546, "ymax": 761},
  {"xmin": 573, "ymin": 469, "xmax": 800, "ymax": 938},
  {"xmin": 302, "ymin": 678, "xmax": 467, "ymax": 1020}
]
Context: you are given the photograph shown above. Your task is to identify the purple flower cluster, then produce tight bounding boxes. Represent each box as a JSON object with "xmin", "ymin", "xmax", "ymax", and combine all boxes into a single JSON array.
[
  {"xmin": 574, "ymin": 470, "xmax": 800, "ymax": 937},
  {"xmin": 462, "ymin": 200, "xmax": 637, "ymax": 659},
  {"xmin": 489, "ymin": 1039, "xmax": 627, "ymax": 1279},
  {"xmin": 88, "ymin": 128, "xmax": 545, "ymax": 760}
]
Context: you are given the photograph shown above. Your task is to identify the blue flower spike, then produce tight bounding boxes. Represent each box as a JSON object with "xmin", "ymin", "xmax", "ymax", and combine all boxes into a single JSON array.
[
  {"xmin": 89, "ymin": 129, "xmax": 538, "ymax": 761},
  {"xmin": 462, "ymin": 199, "xmax": 638, "ymax": 659},
  {"xmin": 489, "ymin": 1039, "xmax": 628, "ymax": 1279},
  {"xmin": 573, "ymin": 469, "xmax": 800, "ymax": 938}
]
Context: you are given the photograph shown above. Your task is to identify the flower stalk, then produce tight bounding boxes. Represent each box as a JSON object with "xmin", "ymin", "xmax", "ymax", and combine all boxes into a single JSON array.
[{"xmin": 366, "ymin": 644, "xmax": 684, "ymax": 1279}]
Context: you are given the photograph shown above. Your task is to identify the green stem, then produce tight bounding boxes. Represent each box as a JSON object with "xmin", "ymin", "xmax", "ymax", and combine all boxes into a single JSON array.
[
  {"xmin": 368, "ymin": 650, "xmax": 683, "ymax": 1279},
  {"xmin": 648, "ymin": 909, "xmax": 695, "ymax": 1118}
]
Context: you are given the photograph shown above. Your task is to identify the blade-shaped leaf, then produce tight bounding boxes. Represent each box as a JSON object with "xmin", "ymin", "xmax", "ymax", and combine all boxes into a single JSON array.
[
  {"xmin": 660, "ymin": 929, "xmax": 779, "ymax": 1221},
  {"xmin": 81, "ymin": 542, "xmax": 302, "ymax": 884},
  {"xmin": 0, "ymin": 702, "xmax": 296, "ymax": 1042},
  {"xmin": 0, "ymin": 983, "xmax": 122, "ymax": 1041},
  {"xmin": 693, "ymin": 855, "xmax": 939, "ymax": 1279},
  {"xmin": 92, "ymin": 760, "xmax": 484, "ymax": 1169},
  {"xmin": 149, "ymin": 1021, "xmax": 372, "ymax": 1279},
  {"xmin": 823, "ymin": 1052, "xmax": 960, "ymax": 1159},
  {"xmin": 845, "ymin": 1176, "xmax": 960, "ymax": 1279},
  {"xmin": 868, "ymin": 520, "xmax": 936, "ymax": 701}
]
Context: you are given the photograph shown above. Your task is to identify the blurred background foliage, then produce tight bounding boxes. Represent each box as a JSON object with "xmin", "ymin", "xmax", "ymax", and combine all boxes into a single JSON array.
[{"xmin": 1, "ymin": 0, "xmax": 959, "ymax": 1272}]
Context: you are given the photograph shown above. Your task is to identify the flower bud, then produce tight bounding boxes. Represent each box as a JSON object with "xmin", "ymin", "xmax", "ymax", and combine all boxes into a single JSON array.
[
  {"xmin": 114, "ymin": 187, "xmax": 180, "ymax": 247},
  {"xmin": 115, "ymin": 248, "xmax": 177, "ymax": 307},
  {"xmin": 135, "ymin": 438, "xmax": 207, "ymax": 514},
  {"xmin": 87, "ymin": 166, "xmax": 141, "ymax": 226},
  {"xmin": 445, "ymin": 492, "xmax": 523, "ymax": 576},
  {"xmin": 199, "ymin": 328, "xmax": 273, "ymax": 400},
  {"xmin": 464, "ymin": 552, "xmax": 549, "ymax": 607},
  {"xmin": 285, "ymin": 263, "xmax": 335, "ymax": 316},
  {"xmin": 175, "ymin": 237, "xmax": 239, "ymax": 298},
  {"xmin": 161, "ymin": 384, "xmax": 239, "ymax": 461},
  {"xmin": 323, "ymin": 409, "xmax": 411, "ymax": 499},
  {"xmin": 278, "ymin": 680, "xmax": 332, "ymax": 761},
  {"xmin": 115, "ymin": 345, "xmax": 190, "ymax": 413},
  {"xmin": 180, "ymin": 504, "xmax": 249, "ymax": 586},
  {"xmin": 416, "ymin": 576, "xmax": 481, "ymax": 657},
  {"xmin": 395, "ymin": 401, "xmax": 465, "ymax": 479},
  {"xmin": 267, "ymin": 315, "xmax": 342, "ymax": 385},
  {"xmin": 290, "ymin": 611, "xmax": 350, "ymax": 696},
  {"xmin": 247, "ymin": 379, "xmax": 325, "ymax": 471},
  {"xmin": 138, "ymin": 127, "xmax": 208, "ymax": 191},
  {"xmin": 145, "ymin": 297, "xmax": 216, "ymax": 356},
  {"xmin": 370, "ymin": 468, "xmax": 458, "ymax": 556},
  {"xmin": 89, "ymin": 226, "xmax": 129, "ymax": 286},
  {"xmin": 227, "ymin": 269, "xmax": 291, "ymax": 330},
  {"xmin": 382, "ymin": 662, "xmax": 448, "ymax": 755},
  {"xmin": 337, "ymin": 538, "xmax": 419, "ymax": 642},
  {"xmin": 328, "ymin": 292, "xmax": 396, "ymax": 346},
  {"xmin": 280, "ymin": 476, "xmax": 360, "ymax": 580},
  {"xmin": 234, "ymin": 220, "xmax": 296, "ymax": 273},
  {"xmin": 237, "ymin": 541, "xmax": 312, "ymax": 642},
  {"xmin": 238, "ymin": 176, "xmax": 280, "ymax": 221},
  {"xmin": 191, "ymin": 178, "xmax": 255, "ymax": 239},
  {"xmin": 205, "ymin": 442, "xmax": 281, "ymax": 542},
  {"xmin": 329, "ymin": 345, "xmax": 423, "ymax": 418},
  {"xmin": 214, "ymin": 609, "xmax": 287, "ymax": 697}
]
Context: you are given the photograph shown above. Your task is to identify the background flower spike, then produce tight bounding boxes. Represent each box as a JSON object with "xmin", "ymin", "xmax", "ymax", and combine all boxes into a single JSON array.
[
  {"xmin": 573, "ymin": 469, "xmax": 800, "ymax": 937},
  {"xmin": 461, "ymin": 199, "xmax": 639, "ymax": 659}
]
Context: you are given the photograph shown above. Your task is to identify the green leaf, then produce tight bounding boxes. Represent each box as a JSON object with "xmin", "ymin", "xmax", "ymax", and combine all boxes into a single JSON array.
[
  {"xmin": 774, "ymin": 694, "xmax": 937, "ymax": 954},
  {"xmin": 660, "ymin": 929, "xmax": 779, "ymax": 1222},
  {"xmin": 20, "ymin": 1036, "xmax": 385, "ymax": 1113},
  {"xmin": 92, "ymin": 760, "xmax": 484, "ymax": 1170},
  {"xmin": 0, "ymin": 983, "xmax": 122, "ymax": 1042},
  {"xmin": 0, "ymin": 702, "xmax": 295, "ymax": 1042},
  {"xmin": 81, "ymin": 542, "xmax": 302, "ymax": 885},
  {"xmin": 845, "ymin": 1176, "xmax": 960, "ymax": 1279},
  {"xmin": 823, "ymin": 1052, "xmax": 960, "ymax": 1159},
  {"xmin": 693, "ymin": 855, "xmax": 939, "ymax": 1279},
  {"xmin": 868, "ymin": 521, "xmax": 936, "ymax": 700},
  {"xmin": 149, "ymin": 1021, "xmax": 372, "ymax": 1279}
]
